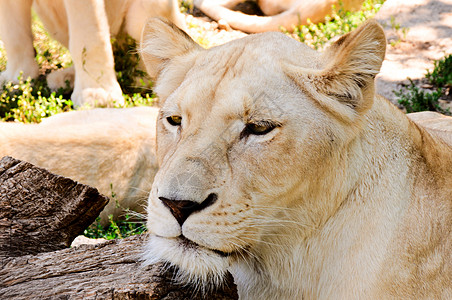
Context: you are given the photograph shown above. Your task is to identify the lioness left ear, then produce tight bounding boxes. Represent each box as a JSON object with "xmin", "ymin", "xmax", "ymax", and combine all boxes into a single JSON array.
[
  {"xmin": 286, "ymin": 20, "xmax": 386, "ymax": 122},
  {"xmin": 140, "ymin": 18, "xmax": 202, "ymax": 79}
]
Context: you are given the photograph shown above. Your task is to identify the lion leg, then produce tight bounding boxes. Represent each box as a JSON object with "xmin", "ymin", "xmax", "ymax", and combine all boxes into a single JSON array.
[
  {"xmin": 125, "ymin": 0, "xmax": 186, "ymax": 41},
  {"xmin": 194, "ymin": 0, "xmax": 245, "ymax": 9},
  {"xmin": 63, "ymin": 0, "xmax": 123, "ymax": 107},
  {"xmin": 0, "ymin": 0, "xmax": 39, "ymax": 83},
  {"xmin": 193, "ymin": 0, "xmax": 344, "ymax": 33}
]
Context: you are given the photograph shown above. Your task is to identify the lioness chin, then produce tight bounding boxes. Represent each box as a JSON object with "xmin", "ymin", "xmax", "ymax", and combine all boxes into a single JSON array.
[{"xmin": 140, "ymin": 19, "xmax": 452, "ymax": 299}]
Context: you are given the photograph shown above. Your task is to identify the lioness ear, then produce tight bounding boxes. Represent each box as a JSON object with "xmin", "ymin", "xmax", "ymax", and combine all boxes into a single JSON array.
[
  {"xmin": 140, "ymin": 18, "xmax": 202, "ymax": 79},
  {"xmin": 286, "ymin": 20, "xmax": 386, "ymax": 122}
]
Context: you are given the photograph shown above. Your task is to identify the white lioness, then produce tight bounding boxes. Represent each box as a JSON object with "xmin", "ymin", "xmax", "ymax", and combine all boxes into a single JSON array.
[
  {"xmin": 0, "ymin": 107, "xmax": 159, "ymax": 224},
  {"xmin": 194, "ymin": 0, "xmax": 364, "ymax": 33},
  {"xmin": 0, "ymin": 0, "xmax": 184, "ymax": 107},
  {"xmin": 140, "ymin": 19, "xmax": 452, "ymax": 299}
]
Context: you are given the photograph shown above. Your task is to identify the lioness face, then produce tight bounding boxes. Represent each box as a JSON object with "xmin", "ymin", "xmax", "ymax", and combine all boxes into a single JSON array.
[{"xmin": 141, "ymin": 19, "xmax": 385, "ymax": 286}]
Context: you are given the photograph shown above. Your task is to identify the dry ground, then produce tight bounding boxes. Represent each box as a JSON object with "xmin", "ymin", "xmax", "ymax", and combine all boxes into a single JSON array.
[{"xmin": 375, "ymin": 0, "xmax": 452, "ymax": 107}]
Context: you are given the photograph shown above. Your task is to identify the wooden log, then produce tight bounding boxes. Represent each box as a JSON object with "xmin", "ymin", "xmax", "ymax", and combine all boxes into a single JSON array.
[
  {"xmin": 0, "ymin": 234, "xmax": 238, "ymax": 300},
  {"xmin": 0, "ymin": 156, "xmax": 110, "ymax": 257}
]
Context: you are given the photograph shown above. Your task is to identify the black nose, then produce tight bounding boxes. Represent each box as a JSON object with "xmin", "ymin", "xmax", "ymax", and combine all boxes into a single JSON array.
[{"xmin": 159, "ymin": 193, "xmax": 218, "ymax": 226}]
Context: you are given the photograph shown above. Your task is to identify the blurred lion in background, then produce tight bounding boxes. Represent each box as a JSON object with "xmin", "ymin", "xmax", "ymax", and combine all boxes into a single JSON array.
[
  {"xmin": 194, "ymin": 0, "xmax": 364, "ymax": 32},
  {"xmin": 0, "ymin": 0, "xmax": 185, "ymax": 107}
]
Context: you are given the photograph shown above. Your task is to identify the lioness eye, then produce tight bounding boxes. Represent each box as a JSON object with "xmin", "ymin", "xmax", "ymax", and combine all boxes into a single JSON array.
[
  {"xmin": 244, "ymin": 122, "xmax": 277, "ymax": 136},
  {"xmin": 166, "ymin": 115, "xmax": 182, "ymax": 126}
]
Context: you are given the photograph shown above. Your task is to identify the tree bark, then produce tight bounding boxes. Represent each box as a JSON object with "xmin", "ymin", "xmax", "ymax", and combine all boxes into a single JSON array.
[
  {"xmin": 0, "ymin": 156, "xmax": 110, "ymax": 257},
  {"xmin": 0, "ymin": 234, "xmax": 238, "ymax": 300},
  {"xmin": 0, "ymin": 156, "xmax": 238, "ymax": 299}
]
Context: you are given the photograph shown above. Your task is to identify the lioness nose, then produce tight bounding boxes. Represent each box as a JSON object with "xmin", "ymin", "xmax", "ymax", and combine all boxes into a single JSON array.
[{"xmin": 159, "ymin": 193, "xmax": 218, "ymax": 226}]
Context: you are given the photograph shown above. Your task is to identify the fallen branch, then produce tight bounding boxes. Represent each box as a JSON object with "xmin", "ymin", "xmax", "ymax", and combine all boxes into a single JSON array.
[
  {"xmin": 0, "ymin": 234, "xmax": 238, "ymax": 299},
  {"xmin": 0, "ymin": 156, "xmax": 109, "ymax": 257},
  {"xmin": 0, "ymin": 156, "xmax": 238, "ymax": 299}
]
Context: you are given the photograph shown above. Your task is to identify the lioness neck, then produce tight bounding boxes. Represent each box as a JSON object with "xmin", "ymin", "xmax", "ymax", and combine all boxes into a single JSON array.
[{"xmin": 231, "ymin": 97, "xmax": 452, "ymax": 299}]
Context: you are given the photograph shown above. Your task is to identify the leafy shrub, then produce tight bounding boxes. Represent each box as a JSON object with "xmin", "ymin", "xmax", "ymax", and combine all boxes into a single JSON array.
[
  {"xmin": 180, "ymin": 0, "xmax": 194, "ymax": 14},
  {"xmin": 84, "ymin": 214, "xmax": 147, "ymax": 240},
  {"xmin": 395, "ymin": 79, "xmax": 445, "ymax": 114},
  {"xmin": 112, "ymin": 34, "xmax": 151, "ymax": 96},
  {"xmin": 426, "ymin": 54, "xmax": 452, "ymax": 88},
  {"xmin": 396, "ymin": 54, "xmax": 451, "ymax": 115},
  {"xmin": 0, "ymin": 75, "xmax": 73, "ymax": 122}
]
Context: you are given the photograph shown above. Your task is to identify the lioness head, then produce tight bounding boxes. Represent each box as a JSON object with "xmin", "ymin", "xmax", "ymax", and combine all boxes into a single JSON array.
[{"xmin": 140, "ymin": 18, "xmax": 385, "ymax": 289}]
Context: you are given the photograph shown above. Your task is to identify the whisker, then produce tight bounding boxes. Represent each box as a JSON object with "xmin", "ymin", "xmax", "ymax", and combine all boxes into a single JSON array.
[
  {"xmin": 247, "ymin": 218, "xmax": 302, "ymax": 225},
  {"xmin": 229, "ymin": 241, "xmax": 256, "ymax": 270},
  {"xmin": 229, "ymin": 238, "xmax": 258, "ymax": 261},
  {"xmin": 238, "ymin": 236, "xmax": 283, "ymax": 247},
  {"xmin": 129, "ymin": 186, "xmax": 152, "ymax": 194},
  {"xmin": 248, "ymin": 205, "xmax": 302, "ymax": 212},
  {"xmin": 240, "ymin": 232, "xmax": 289, "ymax": 237},
  {"xmin": 123, "ymin": 209, "xmax": 147, "ymax": 220}
]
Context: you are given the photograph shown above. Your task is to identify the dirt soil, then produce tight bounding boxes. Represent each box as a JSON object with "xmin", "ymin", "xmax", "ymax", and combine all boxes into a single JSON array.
[
  {"xmin": 184, "ymin": 0, "xmax": 452, "ymax": 107},
  {"xmin": 375, "ymin": 0, "xmax": 452, "ymax": 107}
]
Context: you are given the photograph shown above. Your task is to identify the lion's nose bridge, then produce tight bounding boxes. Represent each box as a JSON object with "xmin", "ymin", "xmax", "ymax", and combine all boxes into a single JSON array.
[
  {"xmin": 156, "ymin": 156, "xmax": 220, "ymax": 225},
  {"xmin": 157, "ymin": 154, "xmax": 218, "ymax": 204}
]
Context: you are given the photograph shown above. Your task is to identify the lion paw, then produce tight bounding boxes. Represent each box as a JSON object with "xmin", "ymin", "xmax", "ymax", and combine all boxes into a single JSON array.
[
  {"xmin": 71, "ymin": 86, "xmax": 124, "ymax": 108},
  {"xmin": 47, "ymin": 67, "xmax": 75, "ymax": 91},
  {"xmin": 0, "ymin": 63, "xmax": 39, "ymax": 85}
]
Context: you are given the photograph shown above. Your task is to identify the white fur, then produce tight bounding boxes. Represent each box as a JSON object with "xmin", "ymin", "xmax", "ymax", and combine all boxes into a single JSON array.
[
  {"xmin": 143, "ymin": 235, "xmax": 229, "ymax": 291},
  {"xmin": 140, "ymin": 19, "xmax": 452, "ymax": 299}
]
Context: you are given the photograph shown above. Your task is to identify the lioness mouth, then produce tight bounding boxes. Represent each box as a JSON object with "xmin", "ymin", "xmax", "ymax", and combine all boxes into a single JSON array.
[{"xmin": 178, "ymin": 235, "xmax": 231, "ymax": 257}]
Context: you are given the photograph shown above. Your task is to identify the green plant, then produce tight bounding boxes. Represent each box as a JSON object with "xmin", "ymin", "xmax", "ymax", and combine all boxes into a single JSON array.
[
  {"xmin": 180, "ymin": 0, "xmax": 194, "ymax": 14},
  {"xmin": 287, "ymin": 0, "xmax": 385, "ymax": 50},
  {"xmin": 82, "ymin": 183, "xmax": 147, "ymax": 240},
  {"xmin": 121, "ymin": 92, "xmax": 156, "ymax": 107},
  {"xmin": 396, "ymin": 54, "xmax": 451, "ymax": 115},
  {"xmin": 112, "ymin": 34, "xmax": 150, "ymax": 95},
  {"xmin": 83, "ymin": 214, "xmax": 147, "ymax": 240},
  {"xmin": 0, "ymin": 75, "xmax": 73, "ymax": 122},
  {"xmin": 426, "ymin": 54, "xmax": 452, "ymax": 88},
  {"xmin": 395, "ymin": 79, "xmax": 449, "ymax": 114}
]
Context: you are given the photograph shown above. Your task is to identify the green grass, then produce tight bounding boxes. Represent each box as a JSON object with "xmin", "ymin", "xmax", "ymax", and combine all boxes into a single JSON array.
[{"xmin": 396, "ymin": 54, "xmax": 451, "ymax": 115}]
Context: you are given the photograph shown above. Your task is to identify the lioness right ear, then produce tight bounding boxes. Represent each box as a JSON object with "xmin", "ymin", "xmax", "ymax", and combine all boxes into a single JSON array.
[
  {"xmin": 140, "ymin": 18, "xmax": 202, "ymax": 79},
  {"xmin": 285, "ymin": 20, "xmax": 386, "ymax": 123}
]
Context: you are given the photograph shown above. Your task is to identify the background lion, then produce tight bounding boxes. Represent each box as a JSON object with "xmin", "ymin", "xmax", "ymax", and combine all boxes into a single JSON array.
[
  {"xmin": 0, "ymin": 106, "xmax": 159, "ymax": 224},
  {"xmin": 0, "ymin": 0, "xmax": 185, "ymax": 107},
  {"xmin": 140, "ymin": 18, "xmax": 452, "ymax": 298},
  {"xmin": 194, "ymin": 0, "xmax": 364, "ymax": 32}
]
